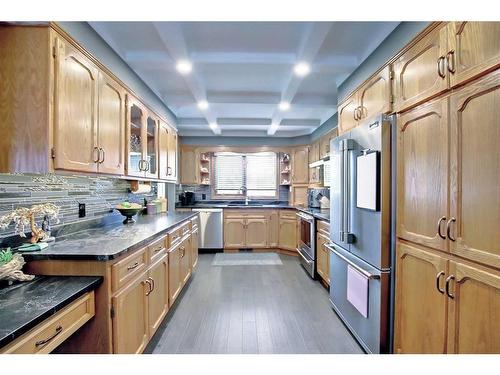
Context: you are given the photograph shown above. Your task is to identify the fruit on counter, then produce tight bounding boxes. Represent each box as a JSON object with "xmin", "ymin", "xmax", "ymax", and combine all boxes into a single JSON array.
[{"xmin": 116, "ymin": 202, "xmax": 143, "ymax": 209}]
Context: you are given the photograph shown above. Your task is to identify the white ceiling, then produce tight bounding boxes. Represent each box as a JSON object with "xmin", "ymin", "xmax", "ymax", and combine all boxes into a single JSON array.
[{"xmin": 90, "ymin": 22, "xmax": 399, "ymax": 137}]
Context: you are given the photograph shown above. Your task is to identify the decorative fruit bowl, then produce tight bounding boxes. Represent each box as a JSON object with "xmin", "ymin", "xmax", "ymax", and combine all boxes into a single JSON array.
[{"xmin": 115, "ymin": 203, "xmax": 143, "ymax": 224}]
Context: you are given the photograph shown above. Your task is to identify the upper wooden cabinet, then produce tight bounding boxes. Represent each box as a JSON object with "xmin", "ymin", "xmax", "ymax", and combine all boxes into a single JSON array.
[
  {"xmin": 394, "ymin": 26, "xmax": 448, "ymax": 113},
  {"xmin": 53, "ymin": 37, "xmax": 99, "ymax": 173},
  {"xmin": 396, "ymin": 97, "xmax": 449, "ymax": 252},
  {"xmin": 291, "ymin": 146, "xmax": 309, "ymax": 184},
  {"xmin": 158, "ymin": 122, "xmax": 178, "ymax": 182},
  {"xmin": 309, "ymin": 141, "xmax": 320, "ymax": 163},
  {"xmin": 338, "ymin": 93, "xmax": 359, "ymax": 135},
  {"xmin": 180, "ymin": 146, "xmax": 199, "ymax": 184},
  {"xmin": 338, "ymin": 66, "xmax": 392, "ymax": 134},
  {"xmin": 290, "ymin": 185, "xmax": 308, "ymax": 207},
  {"xmin": 446, "ymin": 22, "xmax": 500, "ymax": 88},
  {"xmin": 97, "ymin": 72, "xmax": 126, "ymax": 175},
  {"xmin": 167, "ymin": 127, "xmax": 178, "ymax": 181},
  {"xmin": 319, "ymin": 128, "xmax": 337, "ymax": 159},
  {"xmin": 448, "ymin": 71, "xmax": 500, "ymax": 269}
]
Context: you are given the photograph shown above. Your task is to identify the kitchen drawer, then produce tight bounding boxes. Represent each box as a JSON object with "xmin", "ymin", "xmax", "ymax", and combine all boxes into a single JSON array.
[
  {"xmin": 148, "ymin": 235, "xmax": 167, "ymax": 264},
  {"xmin": 279, "ymin": 209, "xmax": 296, "ymax": 220},
  {"xmin": 1, "ymin": 292, "xmax": 95, "ymax": 354},
  {"xmin": 111, "ymin": 247, "xmax": 148, "ymax": 292},
  {"xmin": 317, "ymin": 220, "xmax": 330, "ymax": 237},
  {"xmin": 224, "ymin": 210, "xmax": 247, "ymax": 219},
  {"xmin": 180, "ymin": 221, "xmax": 191, "ymax": 237},
  {"xmin": 190, "ymin": 216, "xmax": 199, "ymax": 230},
  {"xmin": 167, "ymin": 226, "xmax": 182, "ymax": 248}
]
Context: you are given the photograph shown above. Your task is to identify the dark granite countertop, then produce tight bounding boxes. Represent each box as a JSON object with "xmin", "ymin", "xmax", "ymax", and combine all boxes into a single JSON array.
[
  {"xmin": 176, "ymin": 203, "xmax": 330, "ymax": 222},
  {"xmin": 21, "ymin": 212, "xmax": 198, "ymax": 261},
  {"xmin": 0, "ymin": 276, "xmax": 102, "ymax": 349}
]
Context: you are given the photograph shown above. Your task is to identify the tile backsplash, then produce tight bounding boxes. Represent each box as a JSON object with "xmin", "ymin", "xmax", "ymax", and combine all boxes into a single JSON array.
[
  {"xmin": 0, "ymin": 174, "xmax": 156, "ymax": 238},
  {"xmin": 175, "ymin": 184, "xmax": 290, "ymax": 202}
]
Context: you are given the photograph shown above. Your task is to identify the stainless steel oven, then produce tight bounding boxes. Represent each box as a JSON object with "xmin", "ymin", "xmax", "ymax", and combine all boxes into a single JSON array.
[{"xmin": 296, "ymin": 211, "xmax": 316, "ymax": 278}]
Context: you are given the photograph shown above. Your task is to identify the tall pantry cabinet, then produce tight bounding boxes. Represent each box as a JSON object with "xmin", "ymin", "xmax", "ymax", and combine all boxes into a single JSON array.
[{"xmin": 394, "ymin": 22, "xmax": 500, "ymax": 354}]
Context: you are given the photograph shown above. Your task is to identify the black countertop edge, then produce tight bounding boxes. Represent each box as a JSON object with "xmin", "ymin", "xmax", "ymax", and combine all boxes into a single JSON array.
[
  {"xmin": 176, "ymin": 204, "xmax": 330, "ymax": 222},
  {"xmin": 23, "ymin": 212, "xmax": 199, "ymax": 262},
  {"xmin": 0, "ymin": 276, "xmax": 102, "ymax": 348}
]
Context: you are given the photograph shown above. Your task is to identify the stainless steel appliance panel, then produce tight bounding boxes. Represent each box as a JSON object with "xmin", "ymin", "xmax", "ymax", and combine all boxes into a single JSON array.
[
  {"xmin": 328, "ymin": 243, "xmax": 390, "ymax": 353},
  {"xmin": 193, "ymin": 209, "xmax": 223, "ymax": 249}
]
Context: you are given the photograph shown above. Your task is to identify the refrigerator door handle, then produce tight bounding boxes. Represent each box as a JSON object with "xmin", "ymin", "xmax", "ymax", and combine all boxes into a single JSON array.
[
  {"xmin": 339, "ymin": 139, "xmax": 346, "ymax": 241},
  {"xmin": 326, "ymin": 243, "xmax": 380, "ymax": 279},
  {"xmin": 342, "ymin": 139, "xmax": 355, "ymax": 244}
]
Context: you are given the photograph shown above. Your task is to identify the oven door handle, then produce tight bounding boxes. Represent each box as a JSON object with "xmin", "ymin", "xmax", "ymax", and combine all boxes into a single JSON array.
[{"xmin": 326, "ymin": 243, "xmax": 380, "ymax": 279}]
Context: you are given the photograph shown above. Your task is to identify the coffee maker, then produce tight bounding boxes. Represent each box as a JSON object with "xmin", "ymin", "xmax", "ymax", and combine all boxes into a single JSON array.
[{"xmin": 178, "ymin": 191, "xmax": 196, "ymax": 206}]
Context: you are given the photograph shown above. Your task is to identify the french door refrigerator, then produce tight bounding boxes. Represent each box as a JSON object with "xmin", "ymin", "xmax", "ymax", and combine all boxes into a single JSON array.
[{"xmin": 327, "ymin": 114, "xmax": 396, "ymax": 353}]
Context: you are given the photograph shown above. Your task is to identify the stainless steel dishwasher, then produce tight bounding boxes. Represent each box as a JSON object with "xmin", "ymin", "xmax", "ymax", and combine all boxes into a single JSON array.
[{"xmin": 192, "ymin": 209, "xmax": 224, "ymax": 249}]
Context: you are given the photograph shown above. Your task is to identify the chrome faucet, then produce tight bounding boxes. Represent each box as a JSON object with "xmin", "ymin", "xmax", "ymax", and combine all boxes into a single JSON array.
[{"xmin": 239, "ymin": 186, "xmax": 250, "ymax": 205}]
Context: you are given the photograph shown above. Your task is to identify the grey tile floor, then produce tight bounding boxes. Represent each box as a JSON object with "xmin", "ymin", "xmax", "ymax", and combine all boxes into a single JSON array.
[{"xmin": 145, "ymin": 252, "xmax": 364, "ymax": 354}]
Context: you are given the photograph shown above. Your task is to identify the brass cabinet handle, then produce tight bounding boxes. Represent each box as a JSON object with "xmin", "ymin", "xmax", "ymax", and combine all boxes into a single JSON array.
[
  {"xmin": 437, "ymin": 56, "xmax": 446, "ymax": 78},
  {"xmin": 435, "ymin": 271, "xmax": 445, "ymax": 294},
  {"xmin": 93, "ymin": 146, "xmax": 100, "ymax": 163},
  {"xmin": 446, "ymin": 50, "xmax": 456, "ymax": 74},
  {"xmin": 35, "ymin": 325, "xmax": 63, "ymax": 347},
  {"xmin": 148, "ymin": 277, "xmax": 155, "ymax": 293},
  {"xmin": 446, "ymin": 217, "xmax": 456, "ymax": 241},
  {"xmin": 100, "ymin": 148, "xmax": 106, "ymax": 163},
  {"xmin": 445, "ymin": 275, "xmax": 455, "ymax": 299},
  {"xmin": 437, "ymin": 216, "xmax": 447, "ymax": 239},
  {"xmin": 127, "ymin": 262, "xmax": 139, "ymax": 270},
  {"xmin": 145, "ymin": 278, "xmax": 153, "ymax": 296}
]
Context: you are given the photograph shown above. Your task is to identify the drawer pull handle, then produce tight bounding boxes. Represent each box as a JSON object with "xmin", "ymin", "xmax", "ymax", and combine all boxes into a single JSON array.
[
  {"xmin": 35, "ymin": 325, "xmax": 63, "ymax": 347},
  {"xmin": 127, "ymin": 262, "xmax": 139, "ymax": 270},
  {"xmin": 154, "ymin": 246, "xmax": 164, "ymax": 253}
]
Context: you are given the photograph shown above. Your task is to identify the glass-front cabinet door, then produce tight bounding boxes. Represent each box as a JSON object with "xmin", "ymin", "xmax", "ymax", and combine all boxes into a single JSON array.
[
  {"xmin": 127, "ymin": 97, "xmax": 146, "ymax": 177},
  {"xmin": 145, "ymin": 115, "xmax": 158, "ymax": 178}
]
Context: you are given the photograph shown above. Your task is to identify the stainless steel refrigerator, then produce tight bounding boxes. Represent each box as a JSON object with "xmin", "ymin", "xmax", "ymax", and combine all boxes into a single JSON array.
[{"xmin": 327, "ymin": 114, "xmax": 395, "ymax": 353}]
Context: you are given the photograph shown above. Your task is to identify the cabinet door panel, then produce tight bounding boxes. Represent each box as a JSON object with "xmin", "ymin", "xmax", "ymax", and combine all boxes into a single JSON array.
[
  {"xmin": 449, "ymin": 71, "xmax": 500, "ymax": 268},
  {"xmin": 316, "ymin": 232, "xmax": 329, "ymax": 284},
  {"xmin": 279, "ymin": 219, "xmax": 296, "ymax": 251},
  {"xmin": 291, "ymin": 146, "xmax": 309, "ymax": 184},
  {"xmin": 396, "ymin": 98, "xmax": 448, "ymax": 251},
  {"xmin": 168, "ymin": 244, "xmax": 182, "ymax": 307},
  {"xmin": 394, "ymin": 26, "xmax": 448, "ymax": 112},
  {"xmin": 394, "ymin": 242, "xmax": 448, "ymax": 354},
  {"xmin": 180, "ymin": 147, "xmax": 198, "ymax": 184},
  {"xmin": 224, "ymin": 219, "xmax": 246, "ymax": 248},
  {"xmin": 54, "ymin": 38, "xmax": 98, "ymax": 173},
  {"xmin": 268, "ymin": 211, "xmax": 279, "ymax": 248},
  {"xmin": 291, "ymin": 185, "xmax": 308, "ymax": 206},
  {"xmin": 447, "ymin": 261, "xmax": 500, "ymax": 353},
  {"xmin": 112, "ymin": 275, "xmax": 149, "ymax": 354},
  {"xmin": 338, "ymin": 94, "xmax": 358, "ymax": 135},
  {"xmin": 97, "ymin": 72, "xmax": 125, "ymax": 175},
  {"xmin": 358, "ymin": 65, "xmax": 392, "ymax": 120},
  {"xmin": 180, "ymin": 238, "xmax": 191, "ymax": 285},
  {"xmin": 167, "ymin": 129, "xmax": 178, "ymax": 181},
  {"xmin": 144, "ymin": 115, "xmax": 158, "ymax": 178},
  {"xmin": 246, "ymin": 218, "xmax": 268, "ymax": 248},
  {"xmin": 127, "ymin": 97, "xmax": 146, "ymax": 177},
  {"xmin": 191, "ymin": 228, "xmax": 199, "ymax": 269},
  {"xmin": 158, "ymin": 124, "xmax": 169, "ymax": 180},
  {"xmin": 447, "ymin": 22, "xmax": 500, "ymax": 87},
  {"xmin": 148, "ymin": 257, "xmax": 169, "ymax": 337}
]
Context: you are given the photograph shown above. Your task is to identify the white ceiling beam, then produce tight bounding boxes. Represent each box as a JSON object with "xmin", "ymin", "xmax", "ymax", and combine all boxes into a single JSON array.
[
  {"xmin": 152, "ymin": 22, "xmax": 220, "ymax": 135},
  {"xmin": 268, "ymin": 22, "xmax": 333, "ymax": 135}
]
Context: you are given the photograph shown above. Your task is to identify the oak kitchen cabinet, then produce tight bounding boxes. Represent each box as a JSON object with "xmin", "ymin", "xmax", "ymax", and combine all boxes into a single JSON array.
[
  {"xmin": 180, "ymin": 146, "xmax": 200, "ymax": 184},
  {"xmin": 338, "ymin": 66, "xmax": 392, "ymax": 134},
  {"xmin": 291, "ymin": 146, "xmax": 309, "ymax": 184},
  {"xmin": 0, "ymin": 24, "xmax": 178, "ymax": 181},
  {"xmin": 394, "ymin": 242, "xmax": 500, "ymax": 354},
  {"xmin": 316, "ymin": 220, "xmax": 330, "ymax": 285},
  {"xmin": 158, "ymin": 120, "xmax": 178, "ymax": 182},
  {"xmin": 223, "ymin": 210, "xmax": 268, "ymax": 249},
  {"xmin": 279, "ymin": 211, "xmax": 297, "ymax": 251},
  {"xmin": 290, "ymin": 185, "xmax": 308, "ymax": 206}
]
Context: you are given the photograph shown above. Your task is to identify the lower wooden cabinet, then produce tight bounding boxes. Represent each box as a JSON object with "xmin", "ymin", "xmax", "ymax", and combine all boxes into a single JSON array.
[
  {"xmin": 112, "ymin": 274, "xmax": 150, "ymax": 354},
  {"xmin": 147, "ymin": 255, "xmax": 169, "ymax": 337},
  {"xmin": 180, "ymin": 236, "xmax": 191, "ymax": 285},
  {"xmin": 268, "ymin": 210, "xmax": 279, "ymax": 248},
  {"xmin": 245, "ymin": 218, "xmax": 268, "ymax": 248},
  {"xmin": 316, "ymin": 231, "xmax": 330, "ymax": 285},
  {"xmin": 168, "ymin": 241, "xmax": 182, "ymax": 307},
  {"xmin": 394, "ymin": 241, "xmax": 500, "ymax": 354},
  {"xmin": 191, "ymin": 227, "xmax": 199, "ymax": 269},
  {"xmin": 223, "ymin": 211, "xmax": 268, "ymax": 249},
  {"xmin": 279, "ymin": 217, "xmax": 297, "ymax": 251},
  {"xmin": 224, "ymin": 218, "xmax": 246, "ymax": 248}
]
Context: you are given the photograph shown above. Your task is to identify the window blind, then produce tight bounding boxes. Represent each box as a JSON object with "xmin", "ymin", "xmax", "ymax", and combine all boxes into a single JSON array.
[
  {"xmin": 246, "ymin": 152, "xmax": 277, "ymax": 197},
  {"xmin": 214, "ymin": 151, "xmax": 278, "ymax": 197},
  {"xmin": 214, "ymin": 153, "xmax": 244, "ymax": 194}
]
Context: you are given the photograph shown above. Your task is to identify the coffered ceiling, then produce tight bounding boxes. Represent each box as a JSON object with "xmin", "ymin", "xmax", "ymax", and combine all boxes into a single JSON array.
[{"xmin": 89, "ymin": 22, "xmax": 399, "ymax": 137}]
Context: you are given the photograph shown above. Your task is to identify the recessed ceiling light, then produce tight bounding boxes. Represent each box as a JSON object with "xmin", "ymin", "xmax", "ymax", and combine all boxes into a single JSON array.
[
  {"xmin": 197, "ymin": 100, "xmax": 209, "ymax": 110},
  {"xmin": 209, "ymin": 122, "xmax": 218, "ymax": 130},
  {"xmin": 279, "ymin": 101, "xmax": 290, "ymax": 111},
  {"xmin": 294, "ymin": 62, "xmax": 310, "ymax": 77},
  {"xmin": 176, "ymin": 60, "xmax": 192, "ymax": 74}
]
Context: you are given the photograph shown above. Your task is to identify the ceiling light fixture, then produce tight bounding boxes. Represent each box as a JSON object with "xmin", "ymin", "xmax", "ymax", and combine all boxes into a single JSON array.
[
  {"xmin": 176, "ymin": 60, "xmax": 192, "ymax": 74},
  {"xmin": 278, "ymin": 101, "xmax": 290, "ymax": 111},
  {"xmin": 294, "ymin": 62, "xmax": 310, "ymax": 77},
  {"xmin": 209, "ymin": 122, "xmax": 218, "ymax": 130},
  {"xmin": 197, "ymin": 100, "xmax": 209, "ymax": 110}
]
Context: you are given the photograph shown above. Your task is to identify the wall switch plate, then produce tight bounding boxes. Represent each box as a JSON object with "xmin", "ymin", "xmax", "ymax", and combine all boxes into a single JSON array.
[{"xmin": 78, "ymin": 203, "xmax": 86, "ymax": 218}]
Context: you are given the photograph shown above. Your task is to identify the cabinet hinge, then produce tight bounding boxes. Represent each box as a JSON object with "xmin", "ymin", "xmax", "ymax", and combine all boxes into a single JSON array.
[
  {"xmin": 110, "ymin": 307, "xmax": 115, "ymax": 319},
  {"xmin": 51, "ymin": 148, "xmax": 55, "ymax": 159}
]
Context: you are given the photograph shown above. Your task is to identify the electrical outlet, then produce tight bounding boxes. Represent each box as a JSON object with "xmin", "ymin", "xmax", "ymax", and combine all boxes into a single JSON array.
[
  {"xmin": 202, "ymin": 193, "xmax": 206, "ymax": 200},
  {"xmin": 78, "ymin": 203, "xmax": 86, "ymax": 218}
]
